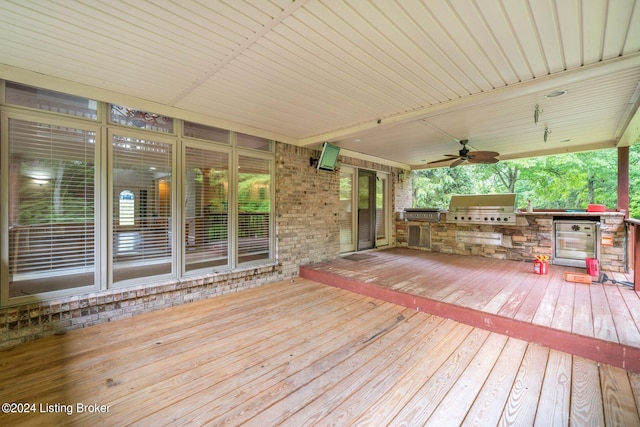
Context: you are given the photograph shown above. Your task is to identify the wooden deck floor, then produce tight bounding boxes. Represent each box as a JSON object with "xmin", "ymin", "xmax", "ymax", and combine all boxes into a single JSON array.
[
  {"xmin": 300, "ymin": 247, "xmax": 640, "ymax": 373},
  {"xmin": 1, "ymin": 278, "xmax": 639, "ymax": 426}
]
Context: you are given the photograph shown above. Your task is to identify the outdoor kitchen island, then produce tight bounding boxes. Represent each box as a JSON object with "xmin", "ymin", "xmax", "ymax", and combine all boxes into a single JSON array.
[{"xmin": 396, "ymin": 210, "xmax": 628, "ymax": 273}]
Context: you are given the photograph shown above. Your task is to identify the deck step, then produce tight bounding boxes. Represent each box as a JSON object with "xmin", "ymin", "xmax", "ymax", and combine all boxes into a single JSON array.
[{"xmin": 300, "ymin": 265, "xmax": 640, "ymax": 372}]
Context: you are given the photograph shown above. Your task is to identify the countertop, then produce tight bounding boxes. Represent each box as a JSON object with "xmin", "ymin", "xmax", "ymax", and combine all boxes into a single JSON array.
[{"xmin": 515, "ymin": 211, "xmax": 625, "ymax": 216}]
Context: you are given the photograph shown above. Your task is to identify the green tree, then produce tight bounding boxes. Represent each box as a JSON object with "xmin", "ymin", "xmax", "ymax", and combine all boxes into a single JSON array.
[
  {"xmin": 412, "ymin": 167, "xmax": 474, "ymax": 208},
  {"xmin": 412, "ymin": 144, "xmax": 639, "ymax": 218}
]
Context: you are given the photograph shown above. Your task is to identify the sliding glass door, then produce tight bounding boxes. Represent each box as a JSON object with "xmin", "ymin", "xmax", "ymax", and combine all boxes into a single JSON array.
[{"xmin": 339, "ymin": 167, "xmax": 390, "ymax": 253}]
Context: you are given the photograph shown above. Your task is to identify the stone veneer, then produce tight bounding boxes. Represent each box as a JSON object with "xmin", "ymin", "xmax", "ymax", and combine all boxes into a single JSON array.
[
  {"xmin": 0, "ymin": 142, "xmax": 406, "ymax": 348},
  {"xmin": 396, "ymin": 212, "xmax": 628, "ymax": 272}
]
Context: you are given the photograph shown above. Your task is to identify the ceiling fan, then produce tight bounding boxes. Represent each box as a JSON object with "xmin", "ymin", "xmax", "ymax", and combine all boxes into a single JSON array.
[{"xmin": 427, "ymin": 139, "xmax": 500, "ymax": 168}]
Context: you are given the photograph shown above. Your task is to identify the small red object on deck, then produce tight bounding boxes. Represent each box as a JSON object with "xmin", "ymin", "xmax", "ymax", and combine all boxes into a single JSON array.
[
  {"xmin": 534, "ymin": 256, "xmax": 549, "ymax": 274},
  {"xmin": 586, "ymin": 257, "xmax": 599, "ymax": 277}
]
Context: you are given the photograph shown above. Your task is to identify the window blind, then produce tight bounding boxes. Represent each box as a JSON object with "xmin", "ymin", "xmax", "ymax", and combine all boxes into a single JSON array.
[
  {"xmin": 184, "ymin": 146, "xmax": 229, "ymax": 271},
  {"xmin": 376, "ymin": 175, "xmax": 386, "ymax": 241},
  {"xmin": 8, "ymin": 119, "xmax": 96, "ymax": 296},
  {"xmin": 340, "ymin": 172, "xmax": 354, "ymax": 247},
  {"xmin": 112, "ymin": 135, "xmax": 172, "ymax": 283},
  {"xmin": 237, "ymin": 155, "xmax": 271, "ymax": 263}
]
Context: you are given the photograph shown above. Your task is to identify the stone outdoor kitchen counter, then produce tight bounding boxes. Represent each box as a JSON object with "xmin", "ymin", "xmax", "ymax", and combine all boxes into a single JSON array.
[{"xmin": 396, "ymin": 211, "xmax": 627, "ymax": 272}]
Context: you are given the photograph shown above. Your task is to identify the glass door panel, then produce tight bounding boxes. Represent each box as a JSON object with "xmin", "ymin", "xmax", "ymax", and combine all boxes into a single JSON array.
[
  {"xmin": 376, "ymin": 172, "xmax": 389, "ymax": 247},
  {"xmin": 358, "ymin": 170, "xmax": 376, "ymax": 250},
  {"xmin": 340, "ymin": 167, "xmax": 356, "ymax": 253}
]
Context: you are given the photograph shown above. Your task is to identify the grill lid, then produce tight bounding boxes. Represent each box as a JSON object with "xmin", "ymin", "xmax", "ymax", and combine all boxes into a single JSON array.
[{"xmin": 404, "ymin": 208, "xmax": 443, "ymax": 212}]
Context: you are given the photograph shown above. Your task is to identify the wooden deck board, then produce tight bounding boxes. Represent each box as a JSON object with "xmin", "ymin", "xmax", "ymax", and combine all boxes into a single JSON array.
[
  {"xmin": 1, "ymin": 273, "xmax": 640, "ymax": 425},
  {"xmin": 513, "ymin": 268, "xmax": 555, "ymax": 323},
  {"xmin": 301, "ymin": 247, "xmax": 640, "ymax": 371},
  {"xmin": 572, "ymin": 282, "xmax": 595, "ymax": 338},
  {"xmin": 460, "ymin": 337, "xmax": 528, "ymax": 426},
  {"xmin": 389, "ymin": 328, "xmax": 492, "ymax": 424},
  {"xmin": 591, "ymin": 283, "xmax": 620, "ymax": 343},
  {"xmin": 350, "ymin": 320, "xmax": 474, "ymax": 427},
  {"xmin": 604, "ymin": 285, "xmax": 640, "ymax": 348},
  {"xmin": 600, "ymin": 364, "xmax": 640, "ymax": 426},
  {"xmin": 424, "ymin": 333, "xmax": 509, "ymax": 426},
  {"xmin": 498, "ymin": 343, "xmax": 549, "ymax": 426},
  {"xmin": 284, "ymin": 315, "xmax": 451, "ymax": 425},
  {"xmin": 534, "ymin": 349, "xmax": 572, "ymax": 426},
  {"xmin": 570, "ymin": 356, "xmax": 605, "ymax": 427}
]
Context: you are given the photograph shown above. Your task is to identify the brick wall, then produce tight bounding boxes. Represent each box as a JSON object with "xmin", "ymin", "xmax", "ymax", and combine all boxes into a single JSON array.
[
  {"xmin": 275, "ymin": 143, "xmax": 341, "ymax": 274},
  {"xmin": 394, "ymin": 172, "xmax": 413, "ymax": 219}
]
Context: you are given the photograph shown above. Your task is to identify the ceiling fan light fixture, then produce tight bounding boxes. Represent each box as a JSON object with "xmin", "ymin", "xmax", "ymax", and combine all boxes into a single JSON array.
[{"xmin": 545, "ymin": 89, "xmax": 567, "ymax": 98}]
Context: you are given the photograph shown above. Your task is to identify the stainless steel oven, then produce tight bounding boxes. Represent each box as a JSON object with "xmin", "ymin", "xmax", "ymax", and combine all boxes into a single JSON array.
[{"xmin": 553, "ymin": 220, "xmax": 600, "ymax": 267}]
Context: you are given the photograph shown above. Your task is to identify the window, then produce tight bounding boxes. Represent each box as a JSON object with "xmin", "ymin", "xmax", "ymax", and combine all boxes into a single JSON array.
[
  {"xmin": 237, "ymin": 133, "xmax": 272, "ymax": 151},
  {"xmin": 111, "ymin": 134, "xmax": 173, "ymax": 284},
  {"xmin": 237, "ymin": 155, "xmax": 272, "ymax": 264},
  {"xmin": 119, "ymin": 190, "xmax": 135, "ymax": 226},
  {"xmin": 110, "ymin": 104, "xmax": 173, "ymax": 133},
  {"xmin": 184, "ymin": 121, "xmax": 230, "ymax": 144},
  {"xmin": 5, "ymin": 82, "xmax": 98, "ymax": 119},
  {"xmin": 6, "ymin": 118, "xmax": 96, "ymax": 297},
  {"xmin": 1, "ymin": 81, "xmax": 275, "ymax": 304},
  {"xmin": 184, "ymin": 146, "xmax": 229, "ymax": 272}
]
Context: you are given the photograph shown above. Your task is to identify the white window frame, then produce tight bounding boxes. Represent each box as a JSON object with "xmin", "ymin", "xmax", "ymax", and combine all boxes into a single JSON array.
[
  {"xmin": 180, "ymin": 140, "xmax": 233, "ymax": 276},
  {"xmin": 107, "ymin": 128, "xmax": 178, "ymax": 288},
  {"xmin": 1, "ymin": 110, "xmax": 102, "ymax": 305},
  {"xmin": 234, "ymin": 149, "xmax": 275, "ymax": 267}
]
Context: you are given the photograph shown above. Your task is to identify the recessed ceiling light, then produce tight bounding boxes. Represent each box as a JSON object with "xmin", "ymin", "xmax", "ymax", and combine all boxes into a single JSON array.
[
  {"xmin": 545, "ymin": 90, "xmax": 567, "ymax": 98},
  {"xmin": 353, "ymin": 138, "xmax": 361, "ymax": 143}
]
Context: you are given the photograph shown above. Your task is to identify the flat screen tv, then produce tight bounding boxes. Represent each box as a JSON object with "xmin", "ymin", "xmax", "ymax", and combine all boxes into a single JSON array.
[{"xmin": 316, "ymin": 142, "xmax": 340, "ymax": 171}]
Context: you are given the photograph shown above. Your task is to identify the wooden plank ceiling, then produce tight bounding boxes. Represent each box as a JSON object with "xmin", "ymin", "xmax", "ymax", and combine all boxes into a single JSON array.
[{"xmin": 0, "ymin": 0, "xmax": 639, "ymax": 168}]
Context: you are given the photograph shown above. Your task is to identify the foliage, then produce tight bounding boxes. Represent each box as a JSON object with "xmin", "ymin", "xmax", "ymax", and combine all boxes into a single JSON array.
[
  {"xmin": 238, "ymin": 173, "xmax": 270, "ymax": 213},
  {"xmin": 412, "ymin": 167, "xmax": 474, "ymax": 209},
  {"xmin": 413, "ymin": 144, "xmax": 640, "ymax": 219},
  {"xmin": 18, "ymin": 160, "xmax": 94, "ymax": 224}
]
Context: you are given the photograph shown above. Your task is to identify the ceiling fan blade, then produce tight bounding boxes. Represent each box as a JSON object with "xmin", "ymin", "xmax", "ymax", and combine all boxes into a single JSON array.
[
  {"xmin": 467, "ymin": 151, "xmax": 499, "ymax": 160},
  {"xmin": 468, "ymin": 157, "xmax": 499, "ymax": 164},
  {"xmin": 449, "ymin": 158, "xmax": 465, "ymax": 168}
]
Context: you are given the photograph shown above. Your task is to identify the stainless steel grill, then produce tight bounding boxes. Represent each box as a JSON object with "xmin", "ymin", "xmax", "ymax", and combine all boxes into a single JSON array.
[
  {"xmin": 404, "ymin": 208, "xmax": 443, "ymax": 223},
  {"xmin": 447, "ymin": 194, "xmax": 517, "ymax": 225}
]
